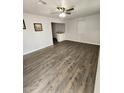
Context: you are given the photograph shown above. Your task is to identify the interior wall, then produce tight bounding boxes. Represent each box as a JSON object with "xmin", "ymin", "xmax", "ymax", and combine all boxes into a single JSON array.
[
  {"xmin": 23, "ymin": 13, "xmax": 64, "ymax": 55},
  {"xmin": 65, "ymin": 13, "xmax": 100, "ymax": 45},
  {"xmin": 52, "ymin": 23, "xmax": 65, "ymax": 38}
]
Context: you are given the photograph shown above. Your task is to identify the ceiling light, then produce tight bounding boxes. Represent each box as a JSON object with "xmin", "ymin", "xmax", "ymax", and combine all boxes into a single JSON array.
[{"xmin": 59, "ymin": 12, "xmax": 66, "ymax": 18}]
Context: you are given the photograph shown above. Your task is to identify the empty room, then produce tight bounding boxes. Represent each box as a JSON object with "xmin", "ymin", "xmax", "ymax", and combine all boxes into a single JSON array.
[{"xmin": 23, "ymin": 0, "xmax": 100, "ymax": 93}]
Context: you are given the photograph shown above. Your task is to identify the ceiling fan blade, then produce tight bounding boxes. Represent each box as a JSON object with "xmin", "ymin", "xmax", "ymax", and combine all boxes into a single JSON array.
[
  {"xmin": 66, "ymin": 12, "xmax": 71, "ymax": 15},
  {"xmin": 66, "ymin": 8, "xmax": 74, "ymax": 11}
]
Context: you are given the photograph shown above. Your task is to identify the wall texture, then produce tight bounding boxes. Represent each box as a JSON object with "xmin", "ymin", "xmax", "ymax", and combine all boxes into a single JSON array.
[
  {"xmin": 23, "ymin": 13, "xmax": 64, "ymax": 55},
  {"xmin": 65, "ymin": 13, "xmax": 100, "ymax": 45}
]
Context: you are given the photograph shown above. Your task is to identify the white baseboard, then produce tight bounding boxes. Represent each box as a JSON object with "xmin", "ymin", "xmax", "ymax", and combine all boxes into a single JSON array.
[
  {"xmin": 23, "ymin": 44, "xmax": 53, "ymax": 55},
  {"xmin": 65, "ymin": 39, "xmax": 100, "ymax": 45}
]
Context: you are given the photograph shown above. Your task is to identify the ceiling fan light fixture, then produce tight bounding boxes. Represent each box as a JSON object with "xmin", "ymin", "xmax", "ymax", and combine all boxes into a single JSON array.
[
  {"xmin": 57, "ymin": 7, "xmax": 65, "ymax": 12},
  {"xmin": 59, "ymin": 12, "xmax": 66, "ymax": 18}
]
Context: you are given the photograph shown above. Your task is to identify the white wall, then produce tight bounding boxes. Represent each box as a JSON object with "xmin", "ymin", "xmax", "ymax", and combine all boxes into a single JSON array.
[
  {"xmin": 23, "ymin": 13, "xmax": 64, "ymax": 55},
  {"xmin": 52, "ymin": 23, "xmax": 65, "ymax": 38},
  {"xmin": 65, "ymin": 13, "xmax": 100, "ymax": 45}
]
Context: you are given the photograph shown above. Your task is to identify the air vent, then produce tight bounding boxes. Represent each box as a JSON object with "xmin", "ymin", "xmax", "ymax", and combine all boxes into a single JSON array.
[{"xmin": 38, "ymin": 0, "xmax": 47, "ymax": 5}]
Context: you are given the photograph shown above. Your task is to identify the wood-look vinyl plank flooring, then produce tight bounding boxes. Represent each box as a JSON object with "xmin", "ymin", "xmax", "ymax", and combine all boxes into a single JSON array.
[{"xmin": 23, "ymin": 40, "xmax": 99, "ymax": 93}]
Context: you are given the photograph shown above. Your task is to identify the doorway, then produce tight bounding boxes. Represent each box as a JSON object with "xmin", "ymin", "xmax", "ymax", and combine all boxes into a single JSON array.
[{"xmin": 51, "ymin": 22, "xmax": 65, "ymax": 45}]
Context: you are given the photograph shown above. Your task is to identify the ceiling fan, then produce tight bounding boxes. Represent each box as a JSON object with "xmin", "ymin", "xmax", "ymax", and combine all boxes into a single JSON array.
[
  {"xmin": 38, "ymin": 0, "xmax": 74, "ymax": 18},
  {"xmin": 52, "ymin": 7, "xmax": 74, "ymax": 18}
]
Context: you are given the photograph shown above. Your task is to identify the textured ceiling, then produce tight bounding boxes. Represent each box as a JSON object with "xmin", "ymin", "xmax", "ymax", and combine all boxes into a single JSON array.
[{"xmin": 23, "ymin": 0, "xmax": 100, "ymax": 19}]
